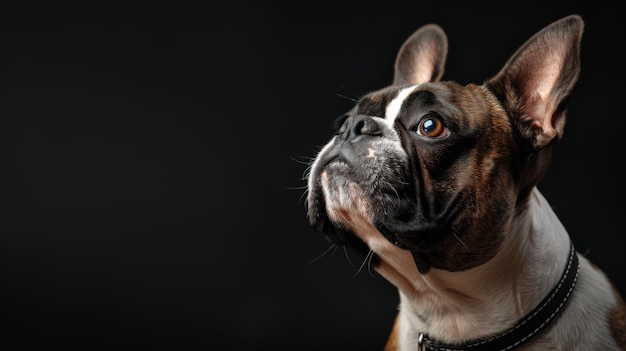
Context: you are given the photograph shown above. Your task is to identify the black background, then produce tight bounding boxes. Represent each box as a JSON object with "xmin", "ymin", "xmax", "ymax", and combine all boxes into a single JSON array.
[{"xmin": 1, "ymin": 1, "xmax": 624, "ymax": 350}]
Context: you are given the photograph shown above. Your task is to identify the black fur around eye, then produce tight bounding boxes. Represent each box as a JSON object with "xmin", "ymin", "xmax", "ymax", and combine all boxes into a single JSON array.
[{"xmin": 414, "ymin": 115, "xmax": 448, "ymax": 138}]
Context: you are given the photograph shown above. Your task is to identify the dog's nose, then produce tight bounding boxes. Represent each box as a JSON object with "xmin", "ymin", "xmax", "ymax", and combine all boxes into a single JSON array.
[{"xmin": 337, "ymin": 115, "xmax": 382, "ymax": 141}]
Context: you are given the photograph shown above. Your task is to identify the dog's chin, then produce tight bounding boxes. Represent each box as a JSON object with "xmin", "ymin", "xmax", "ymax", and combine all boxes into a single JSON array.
[
  {"xmin": 313, "ymin": 170, "xmax": 431, "ymax": 253},
  {"xmin": 307, "ymin": 155, "xmax": 448, "ymax": 265}
]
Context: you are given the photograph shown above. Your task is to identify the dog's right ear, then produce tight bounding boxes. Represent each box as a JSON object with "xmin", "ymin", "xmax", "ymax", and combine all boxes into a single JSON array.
[
  {"xmin": 393, "ymin": 24, "xmax": 448, "ymax": 85},
  {"xmin": 487, "ymin": 15, "xmax": 584, "ymax": 150},
  {"xmin": 487, "ymin": 15, "xmax": 583, "ymax": 199}
]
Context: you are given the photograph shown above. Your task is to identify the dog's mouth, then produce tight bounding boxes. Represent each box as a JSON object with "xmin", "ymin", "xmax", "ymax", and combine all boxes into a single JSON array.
[
  {"xmin": 307, "ymin": 153, "xmax": 428, "ymax": 251},
  {"xmin": 306, "ymin": 148, "xmax": 476, "ymax": 274},
  {"xmin": 376, "ymin": 222, "xmax": 437, "ymax": 250}
]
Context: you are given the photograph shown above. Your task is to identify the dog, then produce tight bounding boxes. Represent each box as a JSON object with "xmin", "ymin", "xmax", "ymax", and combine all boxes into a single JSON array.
[{"xmin": 305, "ymin": 14, "xmax": 626, "ymax": 350}]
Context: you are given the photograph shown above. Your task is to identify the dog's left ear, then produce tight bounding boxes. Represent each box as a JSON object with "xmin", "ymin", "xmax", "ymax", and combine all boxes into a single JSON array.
[
  {"xmin": 488, "ymin": 15, "xmax": 584, "ymax": 149},
  {"xmin": 393, "ymin": 24, "xmax": 448, "ymax": 85}
]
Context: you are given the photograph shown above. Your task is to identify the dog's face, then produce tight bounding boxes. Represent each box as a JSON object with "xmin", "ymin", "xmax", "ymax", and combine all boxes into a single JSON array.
[
  {"xmin": 306, "ymin": 17, "xmax": 583, "ymax": 273},
  {"xmin": 307, "ymin": 82, "xmax": 518, "ymax": 272}
]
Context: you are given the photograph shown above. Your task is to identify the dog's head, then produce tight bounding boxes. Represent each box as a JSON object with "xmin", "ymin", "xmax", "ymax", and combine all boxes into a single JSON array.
[{"xmin": 306, "ymin": 15, "xmax": 583, "ymax": 273}]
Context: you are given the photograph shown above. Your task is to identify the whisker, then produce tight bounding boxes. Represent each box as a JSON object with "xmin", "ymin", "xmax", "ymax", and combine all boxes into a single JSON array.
[
  {"xmin": 333, "ymin": 92, "xmax": 359, "ymax": 103},
  {"xmin": 306, "ymin": 244, "xmax": 338, "ymax": 266},
  {"xmin": 298, "ymin": 189, "xmax": 309, "ymax": 206},
  {"xmin": 365, "ymin": 251, "xmax": 376, "ymax": 277},
  {"xmin": 285, "ymin": 185, "xmax": 308, "ymax": 190},
  {"xmin": 453, "ymin": 231, "xmax": 469, "ymax": 250},
  {"xmin": 343, "ymin": 246, "xmax": 356, "ymax": 267},
  {"xmin": 301, "ymin": 164, "xmax": 313, "ymax": 181},
  {"xmin": 290, "ymin": 155, "xmax": 314, "ymax": 166},
  {"xmin": 381, "ymin": 179, "xmax": 402, "ymax": 213},
  {"xmin": 353, "ymin": 249, "xmax": 375, "ymax": 277}
]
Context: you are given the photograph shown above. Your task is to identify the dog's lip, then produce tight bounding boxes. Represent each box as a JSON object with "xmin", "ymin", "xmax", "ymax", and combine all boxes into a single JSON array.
[
  {"xmin": 317, "ymin": 155, "xmax": 346, "ymax": 172},
  {"xmin": 311, "ymin": 214, "xmax": 329, "ymax": 233},
  {"xmin": 376, "ymin": 223, "xmax": 426, "ymax": 250},
  {"xmin": 307, "ymin": 155, "xmax": 347, "ymax": 229},
  {"xmin": 316, "ymin": 137, "xmax": 373, "ymax": 171},
  {"xmin": 307, "ymin": 185, "xmax": 328, "ymax": 231}
]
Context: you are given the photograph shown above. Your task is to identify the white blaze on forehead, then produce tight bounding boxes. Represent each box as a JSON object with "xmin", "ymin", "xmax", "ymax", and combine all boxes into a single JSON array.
[{"xmin": 385, "ymin": 85, "xmax": 417, "ymax": 123}]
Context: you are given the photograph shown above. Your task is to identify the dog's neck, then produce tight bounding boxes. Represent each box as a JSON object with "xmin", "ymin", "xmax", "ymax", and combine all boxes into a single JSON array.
[{"xmin": 352, "ymin": 187, "xmax": 571, "ymax": 345}]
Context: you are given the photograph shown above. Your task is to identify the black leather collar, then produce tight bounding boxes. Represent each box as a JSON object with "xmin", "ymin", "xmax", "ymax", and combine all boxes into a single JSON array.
[{"xmin": 418, "ymin": 242, "xmax": 579, "ymax": 351}]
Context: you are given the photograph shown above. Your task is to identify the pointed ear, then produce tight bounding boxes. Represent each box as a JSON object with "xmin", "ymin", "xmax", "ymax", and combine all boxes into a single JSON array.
[
  {"xmin": 393, "ymin": 24, "xmax": 448, "ymax": 85},
  {"xmin": 488, "ymin": 15, "xmax": 584, "ymax": 149}
]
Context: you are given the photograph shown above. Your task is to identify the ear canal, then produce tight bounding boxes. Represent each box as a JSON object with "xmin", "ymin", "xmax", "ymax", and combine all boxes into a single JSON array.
[
  {"xmin": 487, "ymin": 15, "xmax": 584, "ymax": 149},
  {"xmin": 393, "ymin": 24, "xmax": 448, "ymax": 85}
]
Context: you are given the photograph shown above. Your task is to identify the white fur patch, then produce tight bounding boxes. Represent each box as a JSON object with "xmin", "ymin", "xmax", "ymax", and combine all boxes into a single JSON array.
[{"xmin": 385, "ymin": 85, "xmax": 417, "ymax": 123}]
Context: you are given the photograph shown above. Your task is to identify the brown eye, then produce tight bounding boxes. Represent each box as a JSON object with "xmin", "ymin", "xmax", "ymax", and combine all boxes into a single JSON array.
[{"xmin": 417, "ymin": 116, "xmax": 448, "ymax": 138}]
